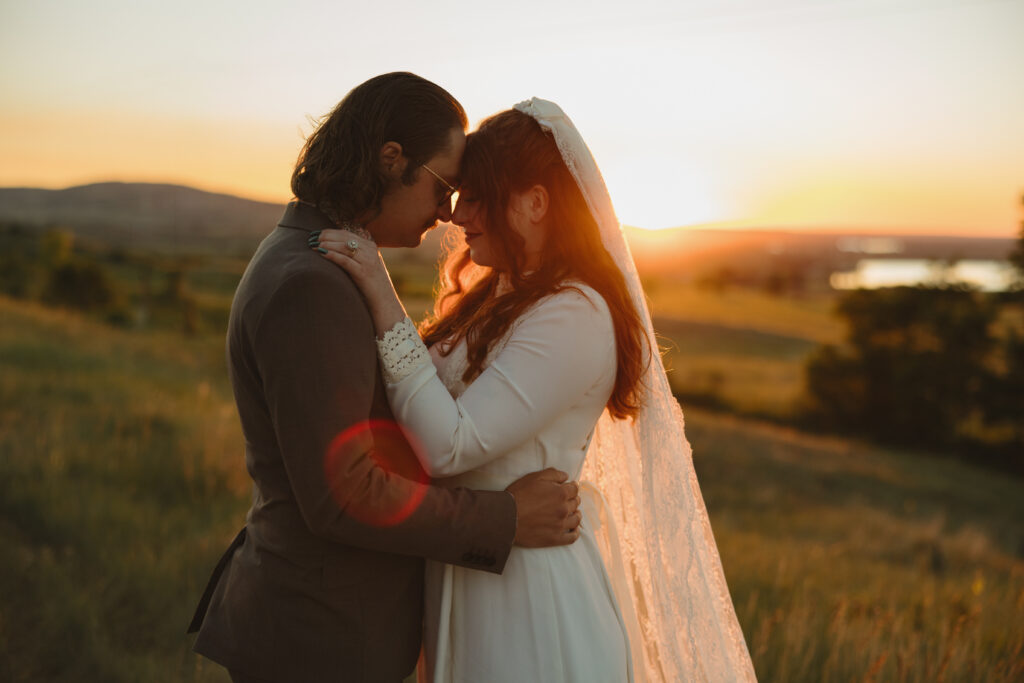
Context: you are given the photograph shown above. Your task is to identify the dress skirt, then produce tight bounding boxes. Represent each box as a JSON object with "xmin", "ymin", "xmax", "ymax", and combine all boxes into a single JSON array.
[{"xmin": 423, "ymin": 519, "xmax": 632, "ymax": 683}]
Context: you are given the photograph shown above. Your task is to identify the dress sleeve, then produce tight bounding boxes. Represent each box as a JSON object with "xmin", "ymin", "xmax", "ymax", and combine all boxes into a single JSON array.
[
  {"xmin": 380, "ymin": 286, "xmax": 616, "ymax": 477},
  {"xmin": 377, "ymin": 316, "xmax": 433, "ymax": 385}
]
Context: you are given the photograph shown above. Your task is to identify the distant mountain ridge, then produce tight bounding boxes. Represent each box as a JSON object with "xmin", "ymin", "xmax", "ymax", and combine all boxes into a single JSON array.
[
  {"xmin": 0, "ymin": 182, "xmax": 285, "ymax": 250},
  {"xmin": 0, "ymin": 182, "xmax": 1014, "ymax": 270}
]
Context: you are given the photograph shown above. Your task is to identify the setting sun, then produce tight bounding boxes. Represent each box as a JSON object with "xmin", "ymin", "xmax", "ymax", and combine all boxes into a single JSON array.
[
  {"xmin": 2, "ymin": 0, "xmax": 1022, "ymax": 236},
  {"xmin": 3, "ymin": 3, "xmax": 1023, "ymax": 680}
]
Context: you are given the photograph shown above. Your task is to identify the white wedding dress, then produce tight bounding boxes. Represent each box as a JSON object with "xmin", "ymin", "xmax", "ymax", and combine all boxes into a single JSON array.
[
  {"xmin": 377, "ymin": 285, "xmax": 632, "ymax": 682},
  {"xmin": 372, "ymin": 99, "xmax": 756, "ymax": 682}
]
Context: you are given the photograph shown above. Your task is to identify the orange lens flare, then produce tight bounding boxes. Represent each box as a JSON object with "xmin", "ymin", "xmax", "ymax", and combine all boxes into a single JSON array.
[{"xmin": 323, "ymin": 419, "xmax": 429, "ymax": 527}]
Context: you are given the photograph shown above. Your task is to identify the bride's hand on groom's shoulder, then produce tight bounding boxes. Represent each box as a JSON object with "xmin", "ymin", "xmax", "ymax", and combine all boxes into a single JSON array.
[
  {"xmin": 310, "ymin": 229, "xmax": 407, "ymax": 334},
  {"xmin": 311, "ymin": 228, "xmax": 386, "ymax": 291}
]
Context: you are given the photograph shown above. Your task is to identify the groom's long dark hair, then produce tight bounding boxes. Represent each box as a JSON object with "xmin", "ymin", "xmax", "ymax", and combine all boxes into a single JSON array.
[{"xmin": 291, "ymin": 72, "xmax": 467, "ymax": 226}]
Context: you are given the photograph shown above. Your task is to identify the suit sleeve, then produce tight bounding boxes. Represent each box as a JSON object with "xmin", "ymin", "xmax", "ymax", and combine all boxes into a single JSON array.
[{"xmin": 252, "ymin": 267, "xmax": 515, "ymax": 573}]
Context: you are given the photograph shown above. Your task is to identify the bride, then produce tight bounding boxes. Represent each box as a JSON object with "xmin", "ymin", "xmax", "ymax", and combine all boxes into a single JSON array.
[{"xmin": 314, "ymin": 99, "xmax": 756, "ymax": 682}]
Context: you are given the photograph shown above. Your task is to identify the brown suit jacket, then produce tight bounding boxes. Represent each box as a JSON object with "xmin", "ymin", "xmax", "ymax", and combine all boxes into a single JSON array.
[{"xmin": 190, "ymin": 202, "xmax": 516, "ymax": 682}]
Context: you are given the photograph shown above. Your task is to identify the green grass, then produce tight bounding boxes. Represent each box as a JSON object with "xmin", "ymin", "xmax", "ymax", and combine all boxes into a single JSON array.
[
  {"xmin": 688, "ymin": 409, "xmax": 1024, "ymax": 682},
  {"xmin": 0, "ymin": 297, "xmax": 245, "ymax": 682},
  {"xmin": 647, "ymin": 283, "xmax": 844, "ymax": 343},
  {"xmin": 2, "ymin": 282, "xmax": 1022, "ymax": 682},
  {"xmin": 656, "ymin": 317, "xmax": 817, "ymax": 419},
  {"xmin": 643, "ymin": 283, "xmax": 841, "ymax": 419}
]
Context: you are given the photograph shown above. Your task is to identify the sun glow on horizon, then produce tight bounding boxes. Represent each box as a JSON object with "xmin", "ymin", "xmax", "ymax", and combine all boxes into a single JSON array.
[
  {"xmin": 601, "ymin": 155, "xmax": 728, "ymax": 231},
  {"xmin": 2, "ymin": 0, "xmax": 1022, "ymax": 238}
]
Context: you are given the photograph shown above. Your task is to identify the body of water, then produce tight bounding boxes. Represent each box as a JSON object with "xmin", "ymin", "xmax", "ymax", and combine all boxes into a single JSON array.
[{"xmin": 831, "ymin": 259, "xmax": 1017, "ymax": 292}]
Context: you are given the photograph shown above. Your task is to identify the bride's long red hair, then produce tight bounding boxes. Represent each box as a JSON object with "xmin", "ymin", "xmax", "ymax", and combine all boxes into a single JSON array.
[{"xmin": 420, "ymin": 109, "xmax": 648, "ymax": 420}]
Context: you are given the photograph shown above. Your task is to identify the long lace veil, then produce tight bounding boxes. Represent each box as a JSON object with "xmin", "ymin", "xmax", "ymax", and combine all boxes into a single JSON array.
[{"xmin": 514, "ymin": 98, "xmax": 757, "ymax": 683}]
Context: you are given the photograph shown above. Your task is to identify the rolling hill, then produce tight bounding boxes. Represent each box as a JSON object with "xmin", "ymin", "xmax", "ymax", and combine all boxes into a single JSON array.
[
  {"xmin": 0, "ymin": 182, "xmax": 283, "ymax": 251},
  {"xmin": 0, "ymin": 182, "xmax": 1015, "ymax": 274}
]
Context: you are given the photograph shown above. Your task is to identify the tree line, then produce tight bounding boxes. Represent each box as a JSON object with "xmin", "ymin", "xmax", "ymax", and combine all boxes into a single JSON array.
[
  {"xmin": 802, "ymin": 201, "xmax": 1024, "ymax": 471},
  {"xmin": 0, "ymin": 223, "xmax": 204, "ymax": 333}
]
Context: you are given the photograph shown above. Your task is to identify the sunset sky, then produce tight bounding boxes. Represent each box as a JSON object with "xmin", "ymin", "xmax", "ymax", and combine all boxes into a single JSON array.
[{"xmin": 1, "ymin": 0, "xmax": 1022, "ymax": 236}]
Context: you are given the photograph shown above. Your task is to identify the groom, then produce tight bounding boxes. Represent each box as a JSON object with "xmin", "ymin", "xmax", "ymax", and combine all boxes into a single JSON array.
[{"xmin": 189, "ymin": 73, "xmax": 582, "ymax": 682}]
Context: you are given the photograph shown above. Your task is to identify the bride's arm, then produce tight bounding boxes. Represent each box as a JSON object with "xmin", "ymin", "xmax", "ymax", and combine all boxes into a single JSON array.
[
  {"xmin": 314, "ymin": 228, "xmax": 616, "ymax": 478},
  {"xmin": 380, "ymin": 290, "xmax": 615, "ymax": 477}
]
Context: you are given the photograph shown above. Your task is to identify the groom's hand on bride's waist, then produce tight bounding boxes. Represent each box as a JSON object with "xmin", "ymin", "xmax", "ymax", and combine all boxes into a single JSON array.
[{"xmin": 505, "ymin": 468, "xmax": 582, "ymax": 548}]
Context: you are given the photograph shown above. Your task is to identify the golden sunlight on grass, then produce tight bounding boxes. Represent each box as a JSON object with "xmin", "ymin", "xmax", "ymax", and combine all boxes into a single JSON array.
[
  {"xmin": 689, "ymin": 409, "xmax": 1024, "ymax": 683},
  {"xmin": 0, "ymin": 295, "xmax": 245, "ymax": 681},
  {"xmin": 4, "ymin": 287, "xmax": 1021, "ymax": 680},
  {"xmin": 647, "ymin": 282, "xmax": 844, "ymax": 342}
]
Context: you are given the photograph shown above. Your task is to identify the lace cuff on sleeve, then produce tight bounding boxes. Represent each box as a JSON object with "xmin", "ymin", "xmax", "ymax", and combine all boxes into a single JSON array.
[{"xmin": 376, "ymin": 316, "xmax": 431, "ymax": 385}]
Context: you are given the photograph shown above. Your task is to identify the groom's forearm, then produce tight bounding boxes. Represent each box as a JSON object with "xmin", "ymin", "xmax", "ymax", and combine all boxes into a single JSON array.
[
  {"xmin": 281, "ymin": 389, "xmax": 516, "ymax": 573},
  {"xmin": 279, "ymin": 413, "xmax": 516, "ymax": 573},
  {"xmin": 306, "ymin": 450, "xmax": 516, "ymax": 573}
]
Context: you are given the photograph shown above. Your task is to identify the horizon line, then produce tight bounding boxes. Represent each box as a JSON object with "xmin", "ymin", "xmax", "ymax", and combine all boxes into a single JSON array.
[{"xmin": 2, "ymin": 178, "xmax": 1018, "ymax": 241}]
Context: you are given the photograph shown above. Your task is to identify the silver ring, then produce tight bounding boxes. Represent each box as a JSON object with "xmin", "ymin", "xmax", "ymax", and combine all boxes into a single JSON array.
[{"xmin": 346, "ymin": 239, "xmax": 359, "ymax": 254}]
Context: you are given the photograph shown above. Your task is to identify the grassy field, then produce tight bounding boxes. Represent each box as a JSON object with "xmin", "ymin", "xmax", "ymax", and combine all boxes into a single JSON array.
[
  {"xmin": 645, "ymin": 283, "xmax": 839, "ymax": 420},
  {"xmin": 0, "ymin": 296, "xmax": 247, "ymax": 682},
  {"xmin": 657, "ymin": 316, "xmax": 817, "ymax": 419},
  {"xmin": 690, "ymin": 411, "xmax": 1024, "ymax": 682},
  {"xmin": 646, "ymin": 283, "xmax": 845, "ymax": 343},
  {"xmin": 2, "ymin": 291, "xmax": 1022, "ymax": 681}
]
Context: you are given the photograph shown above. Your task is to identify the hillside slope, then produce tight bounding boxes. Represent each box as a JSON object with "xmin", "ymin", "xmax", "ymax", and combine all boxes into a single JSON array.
[
  {"xmin": 1, "ymin": 294, "xmax": 1021, "ymax": 681},
  {"xmin": 0, "ymin": 182, "xmax": 283, "ymax": 250}
]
